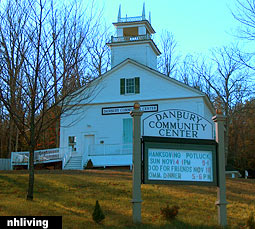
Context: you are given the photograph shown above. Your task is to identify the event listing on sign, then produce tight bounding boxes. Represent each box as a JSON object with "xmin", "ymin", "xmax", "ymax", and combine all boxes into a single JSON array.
[{"xmin": 148, "ymin": 148, "xmax": 213, "ymax": 182}]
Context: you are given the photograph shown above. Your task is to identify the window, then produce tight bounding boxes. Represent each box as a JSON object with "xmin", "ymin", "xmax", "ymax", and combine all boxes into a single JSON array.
[
  {"xmin": 120, "ymin": 77, "xmax": 140, "ymax": 95},
  {"xmin": 68, "ymin": 136, "xmax": 76, "ymax": 151},
  {"xmin": 126, "ymin": 78, "xmax": 135, "ymax": 94}
]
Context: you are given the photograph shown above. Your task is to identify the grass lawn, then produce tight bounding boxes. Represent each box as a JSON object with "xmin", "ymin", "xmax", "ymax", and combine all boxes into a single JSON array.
[{"xmin": 0, "ymin": 169, "xmax": 254, "ymax": 228}]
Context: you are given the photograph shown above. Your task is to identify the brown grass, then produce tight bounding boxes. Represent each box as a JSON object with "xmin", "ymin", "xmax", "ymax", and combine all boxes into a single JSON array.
[{"xmin": 0, "ymin": 169, "xmax": 254, "ymax": 228}]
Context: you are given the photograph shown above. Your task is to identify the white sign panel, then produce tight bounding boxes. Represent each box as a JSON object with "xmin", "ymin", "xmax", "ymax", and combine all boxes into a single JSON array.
[
  {"xmin": 148, "ymin": 148, "xmax": 213, "ymax": 182},
  {"xmin": 143, "ymin": 109, "xmax": 213, "ymax": 139},
  {"xmin": 102, "ymin": 104, "xmax": 158, "ymax": 115}
]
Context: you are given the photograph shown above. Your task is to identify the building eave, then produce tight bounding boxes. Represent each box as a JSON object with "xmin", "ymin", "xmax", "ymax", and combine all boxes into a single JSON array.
[{"xmin": 106, "ymin": 39, "xmax": 161, "ymax": 56}]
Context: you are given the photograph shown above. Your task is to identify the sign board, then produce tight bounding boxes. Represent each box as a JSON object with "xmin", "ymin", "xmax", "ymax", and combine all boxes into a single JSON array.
[
  {"xmin": 142, "ymin": 137, "xmax": 217, "ymax": 186},
  {"xmin": 102, "ymin": 104, "xmax": 158, "ymax": 115},
  {"xmin": 143, "ymin": 109, "xmax": 213, "ymax": 139}
]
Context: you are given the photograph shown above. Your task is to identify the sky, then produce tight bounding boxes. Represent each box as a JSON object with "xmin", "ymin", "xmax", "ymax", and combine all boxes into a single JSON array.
[{"xmin": 97, "ymin": 0, "xmax": 241, "ymax": 56}]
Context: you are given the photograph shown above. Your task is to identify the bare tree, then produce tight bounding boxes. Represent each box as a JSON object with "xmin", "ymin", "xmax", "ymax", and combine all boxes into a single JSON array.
[
  {"xmin": 178, "ymin": 55, "xmax": 203, "ymax": 88},
  {"xmin": 48, "ymin": 1, "xmax": 96, "ymax": 147},
  {"xmin": 176, "ymin": 54, "xmax": 215, "ymax": 102},
  {"xmin": 0, "ymin": 103, "xmax": 8, "ymax": 157},
  {"xmin": 192, "ymin": 46, "xmax": 252, "ymax": 164},
  {"xmin": 0, "ymin": 0, "xmax": 99, "ymax": 200},
  {"xmin": 85, "ymin": 24, "xmax": 111, "ymax": 79},
  {"xmin": 158, "ymin": 31, "xmax": 180, "ymax": 78},
  {"xmin": 232, "ymin": 0, "xmax": 255, "ymax": 41},
  {"xmin": 231, "ymin": 0, "xmax": 255, "ymax": 93},
  {"xmin": 0, "ymin": 0, "xmax": 27, "ymax": 157}
]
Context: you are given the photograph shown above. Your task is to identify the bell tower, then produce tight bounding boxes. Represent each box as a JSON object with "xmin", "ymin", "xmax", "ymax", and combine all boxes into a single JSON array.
[{"xmin": 107, "ymin": 4, "xmax": 161, "ymax": 70}]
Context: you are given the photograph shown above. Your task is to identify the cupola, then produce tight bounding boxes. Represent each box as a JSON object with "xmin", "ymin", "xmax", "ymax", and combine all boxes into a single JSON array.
[{"xmin": 107, "ymin": 4, "xmax": 161, "ymax": 70}]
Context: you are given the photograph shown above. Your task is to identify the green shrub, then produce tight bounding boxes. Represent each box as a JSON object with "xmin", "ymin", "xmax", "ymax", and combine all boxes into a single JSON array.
[
  {"xmin": 84, "ymin": 159, "xmax": 93, "ymax": 169},
  {"xmin": 160, "ymin": 205, "xmax": 180, "ymax": 221},
  {"xmin": 92, "ymin": 200, "xmax": 105, "ymax": 224},
  {"xmin": 247, "ymin": 212, "xmax": 255, "ymax": 229}
]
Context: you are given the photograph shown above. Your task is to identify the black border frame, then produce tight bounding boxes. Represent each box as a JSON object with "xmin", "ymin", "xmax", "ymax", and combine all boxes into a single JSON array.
[
  {"xmin": 142, "ymin": 136, "xmax": 218, "ymax": 186},
  {"xmin": 102, "ymin": 104, "xmax": 158, "ymax": 115}
]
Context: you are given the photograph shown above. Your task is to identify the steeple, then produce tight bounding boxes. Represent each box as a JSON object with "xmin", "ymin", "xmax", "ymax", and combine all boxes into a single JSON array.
[
  {"xmin": 142, "ymin": 3, "xmax": 145, "ymax": 20},
  {"xmin": 117, "ymin": 5, "xmax": 121, "ymax": 22},
  {"xmin": 107, "ymin": 5, "xmax": 161, "ymax": 70}
]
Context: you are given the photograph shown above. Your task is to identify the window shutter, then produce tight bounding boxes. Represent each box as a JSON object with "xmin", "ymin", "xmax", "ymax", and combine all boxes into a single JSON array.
[
  {"xmin": 120, "ymin": 78, "xmax": 125, "ymax": 95},
  {"xmin": 135, "ymin": 77, "xmax": 140, "ymax": 94}
]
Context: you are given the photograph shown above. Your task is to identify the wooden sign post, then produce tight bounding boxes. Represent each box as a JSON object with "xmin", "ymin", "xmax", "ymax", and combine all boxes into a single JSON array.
[
  {"xmin": 130, "ymin": 102, "xmax": 143, "ymax": 224},
  {"xmin": 130, "ymin": 104, "xmax": 228, "ymax": 226},
  {"xmin": 212, "ymin": 112, "xmax": 228, "ymax": 227}
]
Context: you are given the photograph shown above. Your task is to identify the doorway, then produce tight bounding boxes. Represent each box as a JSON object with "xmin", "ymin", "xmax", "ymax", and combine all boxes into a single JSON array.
[
  {"xmin": 123, "ymin": 118, "xmax": 133, "ymax": 145},
  {"xmin": 84, "ymin": 135, "xmax": 95, "ymax": 156}
]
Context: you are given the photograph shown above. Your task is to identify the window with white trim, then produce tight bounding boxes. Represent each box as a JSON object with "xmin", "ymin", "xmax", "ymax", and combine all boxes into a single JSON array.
[{"xmin": 120, "ymin": 77, "xmax": 140, "ymax": 95}]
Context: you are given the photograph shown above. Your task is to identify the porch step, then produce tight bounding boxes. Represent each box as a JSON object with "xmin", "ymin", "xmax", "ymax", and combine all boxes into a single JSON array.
[{"xmin": 63, "ymin": 155, "xmax": 82, "ymax": 170}]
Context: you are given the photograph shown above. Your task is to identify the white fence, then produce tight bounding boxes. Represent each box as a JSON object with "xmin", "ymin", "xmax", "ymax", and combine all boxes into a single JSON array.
[{"xmin": 0, "ymin": 159, "xmax": 11, "ymax": 170}]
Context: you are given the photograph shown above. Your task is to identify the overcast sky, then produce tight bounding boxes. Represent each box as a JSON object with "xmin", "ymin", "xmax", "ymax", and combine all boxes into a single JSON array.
[{"xmin": 96, "ymin": 0, "xmax": 244, "ymax": 56}]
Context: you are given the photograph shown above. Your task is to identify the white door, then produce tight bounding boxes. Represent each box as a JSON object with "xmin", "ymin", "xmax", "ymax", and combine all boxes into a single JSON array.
[
  {"xmin": 123, "ymin": 118, "xmax": 133, "ymax": 152},
  {"xmin": 84, "ymin": 135, "xmax": 95, "ymax": 156}
]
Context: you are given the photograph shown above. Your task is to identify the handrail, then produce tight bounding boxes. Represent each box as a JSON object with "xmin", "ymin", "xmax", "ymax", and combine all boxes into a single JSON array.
[
  {"xmin": 88, "ymin": 143, "xmax": 132, "ymax": 156},
  {"xmin": 81, "ymin": 151, "xmax": 87, "ymax": 170},
  {"xmin": 111, "ymin": 34, "xmax": 151, "ymax": 43},
  {"xmin": 62, "ymin": 147, "xmax": 72, "ymax": 169}
]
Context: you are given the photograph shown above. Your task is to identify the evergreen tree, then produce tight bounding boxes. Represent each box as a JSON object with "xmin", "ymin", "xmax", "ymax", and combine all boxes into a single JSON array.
[{"xmin": 92, "ymin": 200, "xmax": 105, "ymax": 223}]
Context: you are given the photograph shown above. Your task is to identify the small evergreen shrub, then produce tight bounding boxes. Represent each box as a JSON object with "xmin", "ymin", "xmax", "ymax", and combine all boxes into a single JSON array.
[
  {"xmin": 247, "ymin": 212, "xmax": 255, "ymax": 229},
  {"xmin": 160, "ymin": 205, "xmax": 180, "ymax": 221},
  {"xmin": 92, "ymin": 200, "xmax": 105, "ymax": 224},
  {"xmin": 84, "ymin": 159, "xmax": 93, "ymax": 169}
]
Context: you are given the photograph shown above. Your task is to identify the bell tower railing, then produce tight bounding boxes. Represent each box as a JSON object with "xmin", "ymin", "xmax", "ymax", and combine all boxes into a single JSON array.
[
  {"xmin": 118, "ymin": 16, "xmax": 144, "ymax": 23},
  {"xmin": 110, "ymin": 34, "xmax": 152, "ymax": 43}
]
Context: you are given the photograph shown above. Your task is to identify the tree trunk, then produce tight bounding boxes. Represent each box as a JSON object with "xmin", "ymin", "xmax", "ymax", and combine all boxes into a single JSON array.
[
  {"xmin": 0, "ymin": 129, "xmax": 3, "ymax": 158},
  {"xmin": 0, "ymin": 121, "xmax": 3, "ymax": 157},
  {"xmin": 225, "ymin": 118, "xmax": 230, "ymax": 166},
  {"xmin": 8, "ymin": 119, "xmax": 13, "ymax": 158},
  {"xmin": 27, "ymin": 147, "xmax": 35, "ymax": 200},
  {"xmin": 15, "ymin": 127, "xmax": 19, "ymax": 152},
  {"xmin": 27, "ymin": 112, "xmax": 35, "ymax": 201}
]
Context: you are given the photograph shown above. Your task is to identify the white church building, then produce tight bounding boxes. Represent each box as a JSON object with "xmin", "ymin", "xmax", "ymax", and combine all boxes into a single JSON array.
[{"xmin": 59, "ymin": 6, "xmax": 215, "ymax": 170}]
